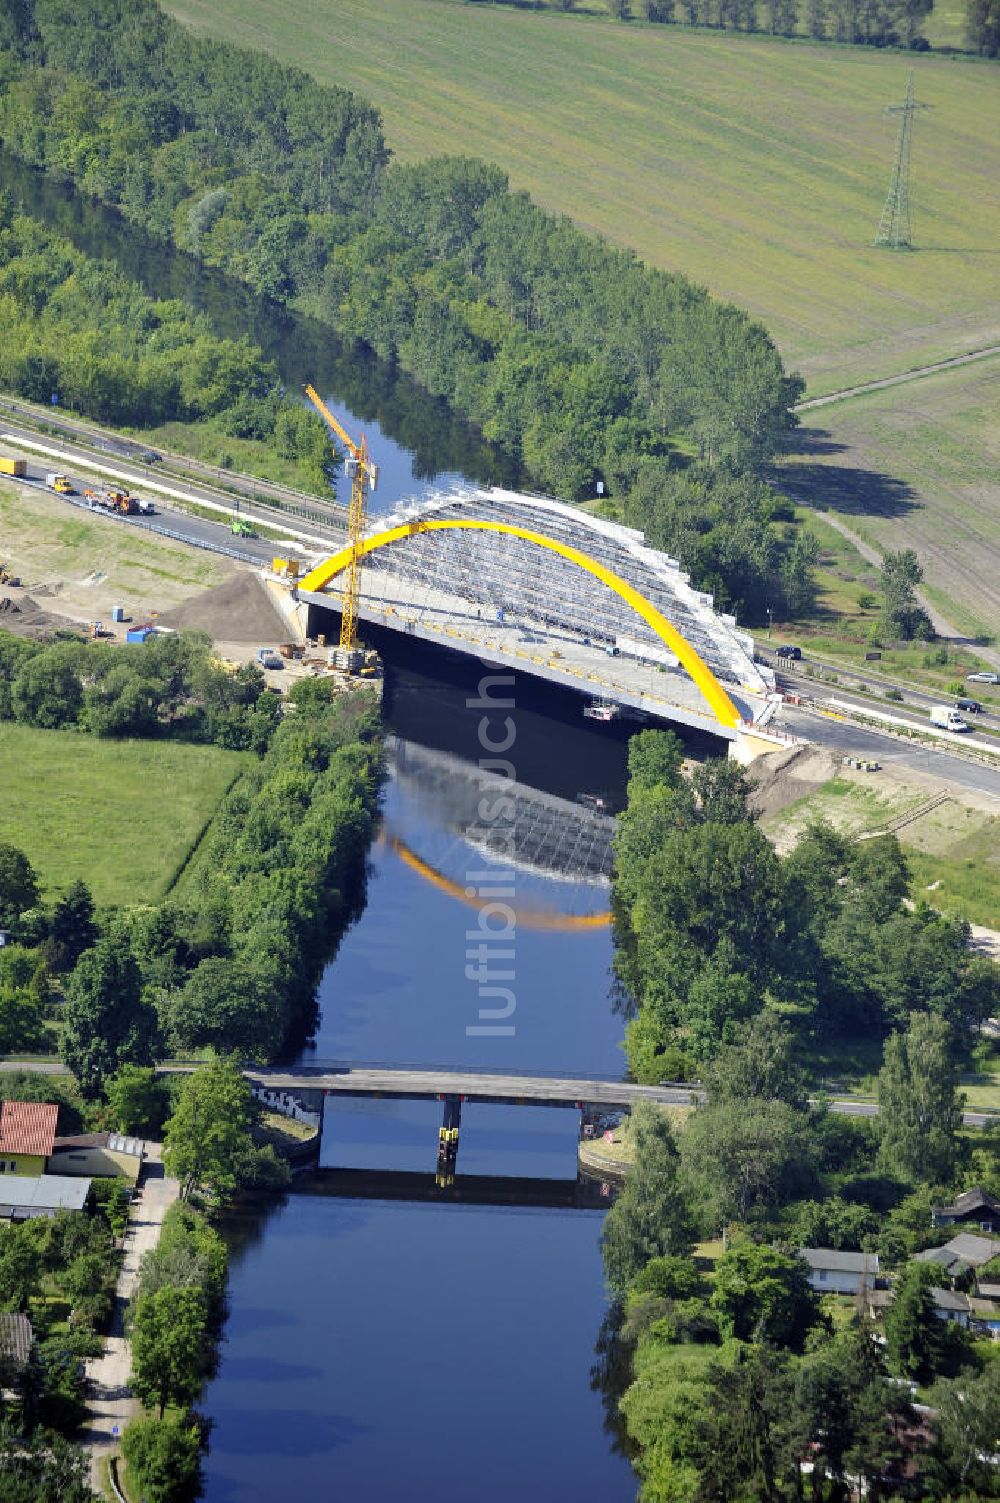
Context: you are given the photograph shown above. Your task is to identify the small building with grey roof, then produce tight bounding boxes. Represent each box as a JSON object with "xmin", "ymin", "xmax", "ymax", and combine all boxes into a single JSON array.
[
  {"xmin": 0, "ymin": 1173, "xmax": 91, "ymax": 1221},
  {"xmin": 798, "ymin": 1248, "xmax": 879, "ymax": 1295}
]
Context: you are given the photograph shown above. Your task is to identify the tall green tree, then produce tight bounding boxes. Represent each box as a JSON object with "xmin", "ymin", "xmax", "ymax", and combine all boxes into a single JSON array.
[
  {"xmin": 965, "ymin": 0, "xmax": 1000, "ymax": 53},
  {"xmin": 626, "ymin": 728, "xmax": 684, "ymax": 794},
  {"xmin": 710, "ymin": 1241, "xmax": 822, "ymax": 1351},
  {"xmin": 877, "ymin": 1012, "xmax": 965, "ymax": 1187},
  {"xmin": 601, "ymin": 1101, "xmax": 693, "ymax": 1294},
  {"xmin": 878, "ymin": 549, "xmax": 933, "ymax": 642},
  {"xmin": 884, "ymin": 1263, "xmax": 945, "ymax": 1383},
  {"xmin": 121, "ymin": 1413, "xmax": 203, "ymax": 1503},
  {"xmin": 0, "ymin": 842, "xmax": 39, "ymax": 930},
  {"xmin": 162, "ymin": 1058, "xmax": 255, "ymax": 1203},
  {"xmin": 0, "ymin": 1224, "xmax": 41, "ymax": 1311},
  {"xmin": 105, "ymin": 1065, "xmax": 168, "ymax": 1139},
  {"xmin": 928, "ymin": 1361, "xmax": 1000, "ymax": 1497},
  {"xmin": 130, "ymin": 1285, "xmax": 208, "ymax": 1419},
  {"xmin": 62, "ymin": 933, "xmax": 156, "ymax": 1097},
  {"xmin": 44, "ymin": 878, "xmax": 96, "ymax": 972}
]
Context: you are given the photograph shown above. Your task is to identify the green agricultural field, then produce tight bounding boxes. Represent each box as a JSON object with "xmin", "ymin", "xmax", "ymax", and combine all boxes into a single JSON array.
[
  {"xmin": 167, "ymin": 0, "xmax": 1000, "ymax": 394},
  {"xmin": 0, "ymin": 723, "xmax": 245, "ymax": 905},
  {"xmin": 781, "ymin": 357, "xmax": 1000, "ymax": 638}
]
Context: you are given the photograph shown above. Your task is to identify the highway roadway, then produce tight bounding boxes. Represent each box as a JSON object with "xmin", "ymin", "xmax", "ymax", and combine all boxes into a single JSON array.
[
  {"xmin": 0, "ymin": 426, "xmax": 345, "ymax": 563},
  {"xmin": 761, "ymin": 647, "xmax": 1000, "ymax": 737},
  {"xmin": 778, "ymin": 701, "xmax": 1000, "ymax": 801}
]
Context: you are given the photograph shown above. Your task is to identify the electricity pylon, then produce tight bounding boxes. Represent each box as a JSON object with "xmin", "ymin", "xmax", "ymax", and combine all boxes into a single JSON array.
[{"xmin": 874, "ymin": 71, "xmax": 930, "ymax": 251}]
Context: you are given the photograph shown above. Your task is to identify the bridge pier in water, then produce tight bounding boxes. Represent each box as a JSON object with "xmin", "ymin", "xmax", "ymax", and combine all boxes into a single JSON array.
[{"xmin": 436, "ymin": 1096, "xmax": 462, "ymax": 1187}]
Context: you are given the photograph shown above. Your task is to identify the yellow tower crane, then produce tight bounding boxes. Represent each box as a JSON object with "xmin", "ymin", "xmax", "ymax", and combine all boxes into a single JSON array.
[{"xmin": 304, "ymin": 383, "xmax": 378, "ymax": 655}]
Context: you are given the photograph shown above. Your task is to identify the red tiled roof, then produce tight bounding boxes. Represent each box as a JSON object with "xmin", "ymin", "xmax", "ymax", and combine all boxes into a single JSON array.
[{"xmin": 0, "ymin": 1100, "xmax": 58, "ymax": 1158}]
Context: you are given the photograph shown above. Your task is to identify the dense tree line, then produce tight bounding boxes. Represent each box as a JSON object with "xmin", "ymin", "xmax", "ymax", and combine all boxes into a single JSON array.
[
  {"xmin": 0, "ymin": 206, "xmax": 334, "ymax": 486},
  {"xmin": 0, "ymin": 626, "xmax": 284, "ymax": 750},
  {"xmin": 120, "ymin": 1196, "xmax": 229, "ymax": 1498},
  {"xmin": 614, "ymin": 731, "xmax": 997, "ymax": 1079},
  {"xmin": 0, "ymin": 0, "xmax": 815, "ymax": 621},
  {"xmin": 965, "ymin": 0, "xmax": 1000, "ymax": 52},
  {"xmin": 476, "ymin": 0, "xmax": 942, "ymax": 48}
]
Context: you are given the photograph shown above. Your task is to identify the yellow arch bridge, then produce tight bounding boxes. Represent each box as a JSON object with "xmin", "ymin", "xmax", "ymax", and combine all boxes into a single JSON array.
[{"xmin": 299, "ymin": 517, "xmax": 745, "ymax": 732}]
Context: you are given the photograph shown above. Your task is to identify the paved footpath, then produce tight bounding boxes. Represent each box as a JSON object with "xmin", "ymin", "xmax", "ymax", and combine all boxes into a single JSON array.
[{"xmin": 80, "ymin": 1147, "xmax": 180, "ymax": 1489}]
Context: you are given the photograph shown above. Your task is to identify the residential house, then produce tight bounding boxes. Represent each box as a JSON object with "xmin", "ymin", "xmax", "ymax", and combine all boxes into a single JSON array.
[
  {"xmin": 868, "ymin": 1272, "xmax": 1000, "ymax": 1341},
  {"xmin": 0, "ymin": 1173, "xmax": 90, "ymax": 1222},
  {"xmin": 49, "ymin": 1132, "xmax": 144, "ymax": 1184},
  {"xmin": 798, "ymin": 1248, "xmax": 879, "ymax": 1295},
  {"xmin": 915, "ymin": 1232, "xmax": 1000, "ymax": 1286},
  {"xmin": 931, "ymin": 1187, "xmax": 1000, "ymax": 1236},
  {"xmin": 0, "ymin": 1100, "xmax": 58, "ymax": 1175},
  {"xmin": 930, "ymin": 1288, "xmax": 972, "ymax": 1327}
]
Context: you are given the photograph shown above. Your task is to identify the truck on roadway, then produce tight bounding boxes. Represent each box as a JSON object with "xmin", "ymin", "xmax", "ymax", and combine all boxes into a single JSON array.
[
  {"xmin": 45, "ymin": 472, "xmax": 75, "ymax": 494},
  {"xmin": 930, "ymin": 706, "xmax": 968, "ymax": 733},
  {"xmin": 0, "ymin": 455, "xmax": 27, "ymax": 477}
]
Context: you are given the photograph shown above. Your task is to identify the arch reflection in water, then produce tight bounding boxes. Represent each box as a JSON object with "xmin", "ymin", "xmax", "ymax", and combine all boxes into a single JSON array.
[{"xmin": 386, "ymin": 737, "xmax": 614, "ymax": 932}]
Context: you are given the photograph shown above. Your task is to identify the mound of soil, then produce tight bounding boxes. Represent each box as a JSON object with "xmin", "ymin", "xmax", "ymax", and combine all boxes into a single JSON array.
[
  {"xmin": 0, "ymin": 592, "xmax": 80, "ymax": 640},
  {"xmin": 750, "ymin": 744, "xmax": 839, "ymax": 823},
  {"xmin": 156, "ymin": 572, "xmax": 288, "ymax": 645}
]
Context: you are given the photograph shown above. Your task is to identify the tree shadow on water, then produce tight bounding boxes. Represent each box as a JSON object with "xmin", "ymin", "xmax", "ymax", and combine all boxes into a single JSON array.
[{"xmin": 773, "ymin": 426, "xmax": 918, "ymax": 520}]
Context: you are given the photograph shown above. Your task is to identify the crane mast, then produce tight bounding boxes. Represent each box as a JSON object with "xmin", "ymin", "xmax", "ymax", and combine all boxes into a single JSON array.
[{"xmin": 304, "ymin": 383, "xmax": 378, "ymax": 654}]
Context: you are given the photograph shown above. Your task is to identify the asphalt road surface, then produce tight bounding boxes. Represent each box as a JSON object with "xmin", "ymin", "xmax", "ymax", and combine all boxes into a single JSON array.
[{"xmin": 779, "ymin": 704, "xmax": 1000, "ymax": 801}]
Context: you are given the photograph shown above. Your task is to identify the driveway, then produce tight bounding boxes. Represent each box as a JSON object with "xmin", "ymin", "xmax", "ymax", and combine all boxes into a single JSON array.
[{"xmin": 80, "ymin": 1150, "xmax": 180, "ymax": 1486}]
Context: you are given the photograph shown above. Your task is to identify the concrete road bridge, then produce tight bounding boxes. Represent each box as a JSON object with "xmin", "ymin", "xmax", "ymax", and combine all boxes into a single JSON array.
[{"xmin": 292, "ymin": 485, "xmax": 787, "ymax": 756}]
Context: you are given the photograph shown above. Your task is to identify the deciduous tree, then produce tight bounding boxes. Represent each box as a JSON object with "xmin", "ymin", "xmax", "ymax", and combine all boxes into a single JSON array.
[
  {"xmin": 877, "ymin": 1013, "xmax": 964, "ymax": 1186},
  {"xmin": 601, "ymin": 1101, "xmax": 693, "ymax": 1293},
  {"xmin": 130, "ymin": 1285, "xmax": 208, "ymax": 1419},
  {"xmin": 162, "ymin": 1058, "xmax": 255, "ymax": 1203},
  {"xmin": 62, "ymin": 934, "xmax": 156, "ymax": 1097}
]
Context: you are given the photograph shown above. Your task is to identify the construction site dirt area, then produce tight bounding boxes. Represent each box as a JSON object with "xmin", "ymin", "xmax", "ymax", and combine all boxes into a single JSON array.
[
  {"xmin": 0, "ymin": 478, "xmax": 238, "ymax": 630},
  {"xmin": 753, "ymin": 743, "xmax": 1000, "ymax": 928}
]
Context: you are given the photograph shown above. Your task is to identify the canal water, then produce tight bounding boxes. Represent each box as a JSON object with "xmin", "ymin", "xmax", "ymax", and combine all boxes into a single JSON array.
[
  {"xmin": 198, "ymin": 676, "xmax": 638, "ymax": 1502},
  {"xmin": 0, "ymin": 154, "xmax": 641, "ymax": 1499}
]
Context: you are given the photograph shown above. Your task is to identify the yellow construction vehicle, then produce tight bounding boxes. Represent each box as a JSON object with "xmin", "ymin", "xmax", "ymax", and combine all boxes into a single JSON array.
[{"xmin": 303, "ymin": 383, "xmax": 378, "ymax": 657}]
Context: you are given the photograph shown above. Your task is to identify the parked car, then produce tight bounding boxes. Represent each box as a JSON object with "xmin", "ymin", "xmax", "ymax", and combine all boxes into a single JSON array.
[
  {"xmin": 967, "ymin": 671, "xmax": 1000, "ymax": 684},
  {"xmin": 776, "ymin": 644, "xmax": 802, "ymax": 660},
  {"xmin": 956, "ymin": 698, "xmax": 982, "ymax": 714}
]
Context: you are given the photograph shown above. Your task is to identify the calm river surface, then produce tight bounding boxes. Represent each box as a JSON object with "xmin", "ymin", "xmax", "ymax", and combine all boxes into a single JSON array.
[
  {"xmin": 1, "ymin": 153, "xmax": 638, "ymax": 1499},
  {"xmin": 199, "ymin": 676, "xmax": 638, "ymax": 1502}
]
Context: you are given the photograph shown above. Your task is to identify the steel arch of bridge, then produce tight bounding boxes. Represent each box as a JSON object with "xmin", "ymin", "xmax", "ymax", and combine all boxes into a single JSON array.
[{"xmin": 299, "ymin": 519, "xmax": 742, "ymax": 730}]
